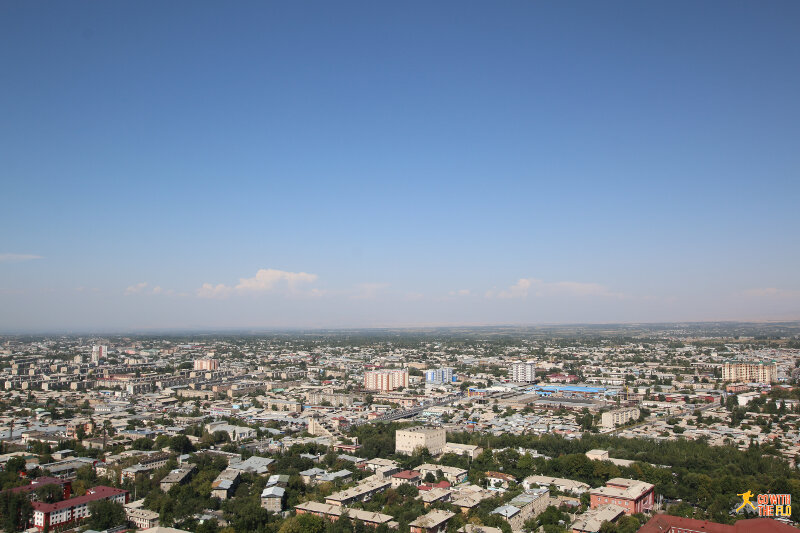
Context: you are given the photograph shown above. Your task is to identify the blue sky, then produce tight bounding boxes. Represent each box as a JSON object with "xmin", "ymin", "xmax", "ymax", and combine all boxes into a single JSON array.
[{"xmin": 1, "ymin": 1, "xmax": 799, "ymax": 331}]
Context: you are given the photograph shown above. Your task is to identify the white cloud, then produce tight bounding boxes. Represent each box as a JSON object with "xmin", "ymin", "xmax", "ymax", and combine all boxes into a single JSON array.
[
  {"xmin": 197, "ymin": 268, "xmax": 320, "ymax": 299},
  {"xmin": 0, "ymin": 253, "xmax": 42, "ymax": 263},
  {"xmin": 449, "ymin": 289, "xmax": 471, "ymax": 297},
  {"xmin": 491, "ymin": 278, "xmax": 536, "ymax": 299},
  {"xmin": 235, "ymin": 268, "xmax": 318, "ymax": 292},
  {"xmin": 196, "ymin": 283, "xmax": 234, "ymax": 299},
  {"xmin": 124, "ymin": 282, "xmax": 149, "ymax": 295},
  {"xmin": 488, "ymin": 277, "xmax": 623, "ymax": 299},
  {"xmin": 152, "ymin": 286, "xmax": 164, "ymax": 295}
]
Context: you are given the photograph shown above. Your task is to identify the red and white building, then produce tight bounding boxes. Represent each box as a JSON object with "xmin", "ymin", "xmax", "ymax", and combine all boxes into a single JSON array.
[
  {"xmin": 194, "ymin": 358, "xmax": 220, "ymax": 371},
  {"xmin": 2, "ymin": 477, "xmax": 71, "ymax": 501},
  {"xmin": 31, "ymin": 486, "xmax": 129, "ymax": 530},
  {"xmin": 589, "ymin": 478, "xmax": 654, "ymax": 515},
  {"xmin": 391, "ymin": 470, "xmax": 422, "ymax": 488},
  {"xmin": 364, "ymin": 369, "xmax": 409, "ymax": 392}
]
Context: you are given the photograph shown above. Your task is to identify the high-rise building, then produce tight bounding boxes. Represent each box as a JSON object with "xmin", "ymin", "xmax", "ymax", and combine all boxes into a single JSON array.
[
  {"xmin": 508, "ymin": 361, "xmax": 537, "ymax": 382},
  {"xmin": 425, "ymin": 368, "xmax": 454, "ymax": 384},
  {"xmin": 194, "ymin": 358, "xmax": 220, "ymax": 371},
  {"xmin": 364, "ymin": 369, "xmax": 409, "ymax": 392},
  {"xmin": 91, "ymin": 345, "xmax": 107, "ymax": 364},
  {"xmin": 722, "ymin": 360, "xmax": 777, "ymax": 383}
]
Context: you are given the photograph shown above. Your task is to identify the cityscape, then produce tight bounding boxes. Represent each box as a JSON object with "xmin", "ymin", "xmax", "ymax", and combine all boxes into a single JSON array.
[
  {"xmin": 2, "ymin": 2, "xmax": 800, "ymax": 533},
  {"xmin": 1, "ymin": 325, "xmax": 800, "ymax": 533}
]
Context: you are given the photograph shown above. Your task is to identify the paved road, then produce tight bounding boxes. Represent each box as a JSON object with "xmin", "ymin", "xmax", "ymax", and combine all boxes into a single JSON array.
[{"xmin": 353, "ymin": 393, "xmax": 463, "ymax": 426}]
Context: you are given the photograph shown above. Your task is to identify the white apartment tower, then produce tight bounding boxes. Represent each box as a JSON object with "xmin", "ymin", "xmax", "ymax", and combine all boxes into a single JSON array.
[
  {"xmin": 91, "ymin": 345, "xmax": 107, "ymax": 363},
  {"xmin": 425, "ymin": 367, "xmax": 454, "ymax": 384},
  {"xmin": 509, "ymin": 361, "xmax": 537, "ymax": 382}
]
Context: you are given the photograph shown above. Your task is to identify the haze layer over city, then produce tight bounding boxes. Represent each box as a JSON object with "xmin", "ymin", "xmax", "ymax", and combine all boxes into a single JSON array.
[{"xmin": 1, "ymin": 2, "xmax": 800, "ymax": 533}]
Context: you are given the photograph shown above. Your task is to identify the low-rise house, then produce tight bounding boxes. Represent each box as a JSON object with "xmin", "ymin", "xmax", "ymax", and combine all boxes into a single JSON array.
[
  {"xmin": 442, "ymin": 442, "xmax": 483, "ymax": 459},
  {"xmin": 317, "ymin": 469, "xmax": 352, "ymax": 484},
  {"xmin": 230, "ymin": 456, "xmax": 274, "ymax": 475},
  {"xmin": 211, "ymin": 469, "xmax": 241, "ymax": 499},
  {"xmin": 485, "ymin": 471, "xmax": 516, "ymax": 489},
  {"xmin": 65, "ymin": 419, "xmax": 95, "ymax": 439},
  {"xmin": 325, "ymin": 476, "xmax": 391, "ymax": 506},
  {"xmin": 523, "ymin": 475, "xmax": 590, "ymax": 495},
  {"xmin": 260, "ymin": 486, "xmax": 285, "ymax": 512},
  {"xmin": 417, "ymin": 464, "xmax": 467, "ymax": 484},
  {"xmin": 419, "ymin": 487, "xmax": 451, "ymax": 507},
  {"xmin": 160, "ymin": 465, "xmax": 196, "ymax": 492},
  {"xmin": 491, "ymin": 489, "xmax": 549, "ymax": 530},
  {"xmin": 125, "ymin": 500, "xmax": 160, "ymax": 529},
  {"xmin": 121, "ymin": 452, "xmax": 172, "ymax": 482},
  {"xmin": 391, "ymin": 470, "xmax": 421, "ymax": 488},
  {"xmin": 590, "ymin": 478, "xmax": 655, "ymax": 515},
  {"xmin": 300, "ymin": 467, "xmax": 327, "ymax": 485},
  {"xmin": 295, "ymin": 501, "xmax": 397, "ymax": 528},
  {"xmin": 337, "ymin": 453, "xmax": 366, "ymax": 466},
  {"xmin": 267, "ymin": 474, "xmax": 290, "ymax": 487},
  {"xmin": 39, "ymin": 457, "xmax": 98, "ymax": 480},
  {"xmin": 571, "ymin": 504, "xmax": 626, "ymax": 533},
  {"xmin": 205, "ymin": 421, "xmax": 256, "ymax": 442},
  {"xmin": 451, "ymin": 486, "xmax": 492, "ymax": 514},
  {"xmin": 409, "ymin": 510, "xmax": 455, "ymax": 533},
  {"xmin": 364, "ymin": 457, "xmax": 399, "ymax": 472}
]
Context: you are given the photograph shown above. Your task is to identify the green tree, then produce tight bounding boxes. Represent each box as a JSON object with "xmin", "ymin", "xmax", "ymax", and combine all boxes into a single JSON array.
[
  {"xmin": 33, "ymin": 484, "xmax": 64, "ymax": 504},
  {"xmin": 132, "ymin": 438, "xmax": 154, "ymax": 450},
  {"xmin": 0, "ymin": 491, "xmax": 33, "ymax": 532},
  {"xmin": 197, "ymin": 518, "xmax": 220, "ymax": 533},
  {"xmin": 170, "ymin": 435, "xmax": 195, "ymax": 454},
  {"xmin": 615, "ymin": 515, "xmax": 641, "ymax": 533},
  {"xmin": 599, "ymin": 521, "xmax": 617, "ymax": 533},
  {"xmin": 279, "ymin": 514, "xmax": 326, "ymax": 533},
  {"xmin": 87, "ymin": 499, "xmax": 126, "ymax": 530}
]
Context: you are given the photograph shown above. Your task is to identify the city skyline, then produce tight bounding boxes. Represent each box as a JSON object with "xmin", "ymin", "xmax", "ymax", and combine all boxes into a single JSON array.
[{"xmin": 2, "ymin": 2, "xmax": 799, "ymax": 331}]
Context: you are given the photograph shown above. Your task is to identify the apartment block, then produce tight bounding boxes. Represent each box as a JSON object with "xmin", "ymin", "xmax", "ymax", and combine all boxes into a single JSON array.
[
  {"xmin": 508, "ymin": 361, "xmax": 537, "ymax": 383},
  {"xmin": 590, "ymin": 478, "xmax": 655, "ymax": 515},
  {"xmin": 364, "ymin": 369, "xmax": 409, "ymax": 392},
  {"xmin": 425, "ymin": 368, "xmax": 454, "ymax": 384},
  {"xmin": 31, "ymin": 486, "xmax": 128, "ymax": 531},
  {"xmin": 601, "ymin": 408, "xmax": 640, "ymax": 430},
  {"xmin": 395, "ymin": 427, "xmax": 446, "ymax": 455},
  {"xmin": 194, "ymin": 358, "xmax": 220, "ymax": 371},
  {"xmin": 722, "ymin": 361, "xmax": 777, "ymax": 383}
]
